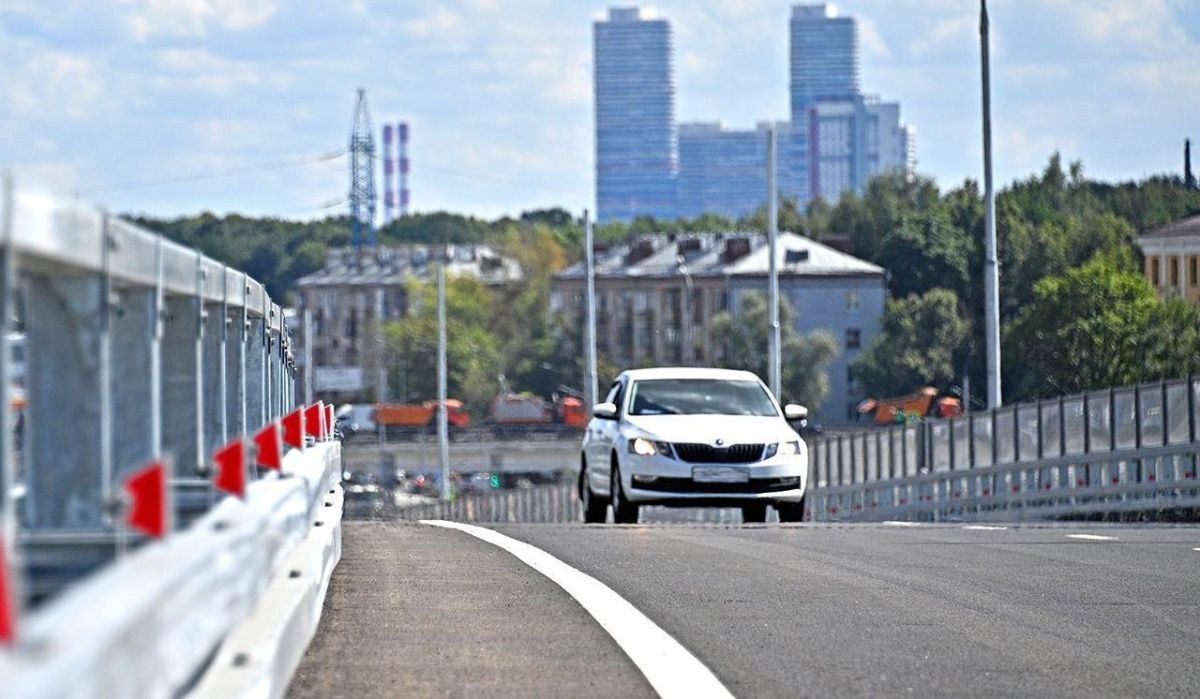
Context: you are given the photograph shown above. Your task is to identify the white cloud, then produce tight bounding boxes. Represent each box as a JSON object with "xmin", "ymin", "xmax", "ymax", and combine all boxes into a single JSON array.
[
  {"xmin": 858, "ymin": 16, "xmax": 890, "ymax": 59},
  {"xmin": 153, "ymin": 48, "xmax": 293, "ymax": 94},
  {"xmin": 400, "ymin": 8, "xmax": 464, "ymax": 39},
  {"xmin": 908, "ymin": 14, "xmax": 974, "ymax": 57},
  {"xmin": 121, "ymin": 0, "xmax": 278, "ymax": 41},
  {"xmin": 999, "ymin": 124, "xmax": 1076, "ymax": 173},
  {"xmin": 0, "ymin": 48, "xmax": 107, "ymax": 121}
]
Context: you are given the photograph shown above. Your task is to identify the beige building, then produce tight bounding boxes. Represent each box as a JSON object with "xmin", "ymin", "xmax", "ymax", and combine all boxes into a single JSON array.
[
  {"xmin": 296, "ymin": 245, "xmax": 521, "ymax": 398},
  {"xmin": 551, "ymin": 232, "xmax": 885, "ymax": 425},
  {"xmin": 1136, "ymin": 214, "xmax": 1200, "ymax": 303}
]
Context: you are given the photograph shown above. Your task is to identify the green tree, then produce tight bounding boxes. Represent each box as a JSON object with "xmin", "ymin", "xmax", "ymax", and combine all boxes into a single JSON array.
[
  {"xmin": 851, "ymin": 288, "xmax": 971, "ymax": 398},
  {"xmin": 1004, "ymin": 257, "xmax": 1173, "ymax": 398},
  {"xmin": 876, "ymin": 209, "xmax": 972, "ymax": 300},
  {"xmin": 710, "ymin": 293, "xmax": 839, "ymax": 410},
  {"xmin": 384, "ymin": 276, "xmax": 503, "ymax": 414}
]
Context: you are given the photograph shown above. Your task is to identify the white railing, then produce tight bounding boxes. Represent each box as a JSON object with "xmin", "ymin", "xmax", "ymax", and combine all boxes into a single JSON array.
[
  {"xmin": 0, "ymin": 442, "xmax": 340, "ymax": 699},
  {"xmin": 808, "ymin": 378, "xmax": 1200, "ymax": 521}
]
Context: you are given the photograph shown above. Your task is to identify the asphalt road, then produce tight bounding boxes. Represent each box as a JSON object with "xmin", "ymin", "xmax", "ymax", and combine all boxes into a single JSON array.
[{"xmin": 291, "ymin": 521, "xmax": 1200, "ymax": 698}]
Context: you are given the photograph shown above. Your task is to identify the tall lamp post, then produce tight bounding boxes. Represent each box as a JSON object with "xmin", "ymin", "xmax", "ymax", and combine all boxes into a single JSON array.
[
  {"xmin": 766, "ymin": 125, "xmax": 782, "ymax": 399},
  {"xmin": 980, "ymin": 0, "xmax": 1002, "ymax": 409},
  {"xmin": 675, "ymin": 257, "xmax": 693, "ymax": 365},
  {"xmin": 584, "ymin": 210, "xmax": 599, "ymax": 408}
]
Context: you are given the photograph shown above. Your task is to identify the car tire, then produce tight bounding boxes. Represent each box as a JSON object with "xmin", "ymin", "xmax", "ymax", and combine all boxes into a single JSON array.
[
  {"xmin": 741, "ymin": 503, "xmax": 768, "ymax": 523},
  {"xmin": 610, "ymin": 456, "xmax": 640, "ymax": 524},
  {"xmin": 776, "ymin": 496, "xmax": 806, "ymax": 523},
  {"xmin": 580, "ymin": 457, "xmax": 608, "ymax": 524}
]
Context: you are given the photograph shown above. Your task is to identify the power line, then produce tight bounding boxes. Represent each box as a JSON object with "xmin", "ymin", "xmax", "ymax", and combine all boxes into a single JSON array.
[{"xmin": 76, "ymin": 149, "xmax": 346, "ymax": 195}]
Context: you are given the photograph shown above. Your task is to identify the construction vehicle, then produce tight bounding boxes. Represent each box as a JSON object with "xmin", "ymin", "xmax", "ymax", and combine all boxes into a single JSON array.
[
  {"xmin": 490, "ymin": 393, "xmax": 588, "ymax": 429},
  {"xmin": 856, "ymin": 387, "xmax": 963, "ymax": 426},
  {"xmin": 372, "ymin": 400, "xmax": 471, "ymax": 432}
]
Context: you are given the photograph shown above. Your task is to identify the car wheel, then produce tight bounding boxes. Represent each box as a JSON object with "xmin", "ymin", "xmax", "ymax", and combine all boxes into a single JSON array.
[
  {"xmin": 610, "ymin": 456, "xmax": 639, "ymax": 524},
  {"xmin": 776, "ymin": 496, "xmax": 806, "ymax": 523},
  {"xmin": 580, "ymin": 457, "xmax": 608, "ymax": 524},
  {"xmin": 741, "ymin": 503, "xmax": 768, "ymax": 523}
]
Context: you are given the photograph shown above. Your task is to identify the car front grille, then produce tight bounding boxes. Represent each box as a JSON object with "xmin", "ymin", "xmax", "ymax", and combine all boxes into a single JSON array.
[{"xmin": 673, "ymin": 442, "xmax": 765, "ymax": 464}]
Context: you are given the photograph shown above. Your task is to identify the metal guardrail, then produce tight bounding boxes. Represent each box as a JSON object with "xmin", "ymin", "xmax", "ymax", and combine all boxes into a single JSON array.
[
  {"xmin": 808, "ymin": 378, "xmax": 1200, "ymax": 521},
  {"xmin": 0, "ymin": 175, "xmax": 300, "ymax": 597},
  {"xmin": 0, "ymin": 442, "xmax": 340, "ymax": 699}
]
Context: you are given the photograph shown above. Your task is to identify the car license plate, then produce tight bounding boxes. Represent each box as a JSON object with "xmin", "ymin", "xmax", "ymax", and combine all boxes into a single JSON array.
[{"xmin": 693, "ymin": 466, "xmax": 749, "ymax": 483}]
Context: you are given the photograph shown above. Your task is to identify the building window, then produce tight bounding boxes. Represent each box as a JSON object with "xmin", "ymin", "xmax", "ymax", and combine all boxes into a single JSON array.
[
  {"xmin": 846, "ymin": 292, "xmax": 860, "ymax": 312},
  {"xmin": 845, "ymin": 328, "xmax": 861, "ymax": 350},
  {"xmin": 1151, "ymin": 258, "xmax": 1160, "ymax": 286},
  {"xmin": 1170, "ymin": 257, "xmax": 1179, "ymax": 287},
  {"xmin": 1191, "ymin": 256, "xmax": 1198, "ymax": 287}
]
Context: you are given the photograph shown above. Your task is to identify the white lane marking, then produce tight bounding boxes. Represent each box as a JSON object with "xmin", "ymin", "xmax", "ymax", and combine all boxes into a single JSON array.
[
  {"xmin": 963, "ymin": 525, "xmax": 1008, "ymax": 531},
  {"xmin": 421, "ymin": 520, "xmax": 734, "ymax": 699},
  {"xmin": 882, "ymin": 520, "xmax": 924, "ymax": 527},
  {"xmin": 1065, "ymin": 534, "xmax": 1117, "ymax": 541}
]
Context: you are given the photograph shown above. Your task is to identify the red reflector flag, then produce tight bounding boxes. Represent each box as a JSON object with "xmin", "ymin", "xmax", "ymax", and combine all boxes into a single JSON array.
[
  {"xmin": 125, "ymin": 461, "xmax": 168, "ymax": 539},
  {"xmin": 326, "ymin": 404, "xmax": 335, "ymax": 438},
  {"xmin": 253, "ymin": 422, "xmax": 282, "ymax": 470},
  {"xmin": 281, "ymin": 408, "xmax": 305, "ymax": 450},
  {"xmin": 0, "ymin": 535, "xmax": 15, "ymax": 646},
  {"xmin": 304, "ymin": 402, "xmax": 324, "ymax": 438},
  {"xmin": 213, "ymin": 440, "xmax": 246, "ymax": 498}
]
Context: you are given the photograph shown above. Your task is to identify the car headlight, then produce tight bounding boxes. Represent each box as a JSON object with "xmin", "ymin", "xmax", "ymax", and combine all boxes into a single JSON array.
[
  {"xmin": 629, "ymin": 437, "xmax": 673, "ymax": 458},
  {"xmin": 764, "ymin": 441, "xmax": 800, "ymax": 459}
]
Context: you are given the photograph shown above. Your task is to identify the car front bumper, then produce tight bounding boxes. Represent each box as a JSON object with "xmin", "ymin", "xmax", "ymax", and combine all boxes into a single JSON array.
[{"xmin": 620, "ymin": 452, "xmax": 808, "ymax": 505}]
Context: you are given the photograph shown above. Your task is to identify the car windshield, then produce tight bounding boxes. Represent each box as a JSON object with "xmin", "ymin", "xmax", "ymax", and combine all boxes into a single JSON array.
[{"xmin": 627, "ymin": 378, "xmax": 778, "ymax": 417}]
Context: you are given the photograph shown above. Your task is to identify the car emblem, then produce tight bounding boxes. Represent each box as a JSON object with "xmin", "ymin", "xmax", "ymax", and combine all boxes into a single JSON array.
[{"xmin": 715, "ymin": 438, "xmax": 725, "ymax": 446}]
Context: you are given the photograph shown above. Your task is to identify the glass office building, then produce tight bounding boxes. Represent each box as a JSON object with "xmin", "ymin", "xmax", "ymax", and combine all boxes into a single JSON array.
[
  {"xmin": 676, "ymin": 122, "xmax": 805, "ymax": 221},
  {"xmin": 594, "ymin": 7, "xmax": 677, "ymax": 223},
  {"xmin": 789, "ymin": 3, "xmax": 860, "ymax": 114}
]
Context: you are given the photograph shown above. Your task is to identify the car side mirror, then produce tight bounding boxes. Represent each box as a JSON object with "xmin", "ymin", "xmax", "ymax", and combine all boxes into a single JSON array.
[
  {"xmin": 592, "ymin": 402, "xmax": 618, "ymax": 420},
  {"xmin": 784, "ymin": 404, "xmax": 808, "ymax": 421}
]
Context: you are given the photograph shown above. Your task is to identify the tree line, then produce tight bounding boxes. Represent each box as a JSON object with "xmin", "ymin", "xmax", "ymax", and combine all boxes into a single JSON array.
[{"xmin": 129, "ymin": 152, "xmax": 1200, "ymax": 412}]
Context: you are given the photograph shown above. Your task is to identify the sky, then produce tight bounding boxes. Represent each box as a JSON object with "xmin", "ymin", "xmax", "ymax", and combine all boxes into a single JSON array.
[{"xmin": 1, "ymin": 0, "xmax": 1199, "ymax": 220}]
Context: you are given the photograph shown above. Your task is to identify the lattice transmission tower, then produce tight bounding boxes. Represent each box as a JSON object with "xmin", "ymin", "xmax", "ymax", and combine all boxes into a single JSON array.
[{"xmin": 348, "ymin": 87, "xmax": 377, "ymax": 248}]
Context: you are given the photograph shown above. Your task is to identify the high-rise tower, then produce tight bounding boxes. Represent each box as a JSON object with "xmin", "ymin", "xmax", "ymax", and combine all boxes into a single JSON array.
[
  {"xmin": 789, "ymin": 4, "xmax": 860, "ymax": 116},
  {"xmin": 349, "ymin": 88, "xmax": 377, "ymax": 248},
  {"xmin": 593, "ymin": 7, "xmax": 677, "ymax": 223}
]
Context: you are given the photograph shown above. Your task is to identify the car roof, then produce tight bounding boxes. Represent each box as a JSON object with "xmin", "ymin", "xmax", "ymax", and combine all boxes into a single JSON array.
[{"xmin": 619, "ymin": 367, "xmax": 765, "ymax": 382}]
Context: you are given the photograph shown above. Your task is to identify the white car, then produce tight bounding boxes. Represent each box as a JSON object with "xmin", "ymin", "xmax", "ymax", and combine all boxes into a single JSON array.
[{"xmin": 579, "ymin": 367, "xmax": 809, "ymax": 524}]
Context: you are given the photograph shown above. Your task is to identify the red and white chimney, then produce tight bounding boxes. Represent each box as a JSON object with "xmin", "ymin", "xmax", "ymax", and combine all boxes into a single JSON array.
[
  {"xmin": 382, "ymin": 124, "xmax": 395, "ymax": 224},
  {"xmin": 398, "ymin": 121, "xmax": 410, "ymax": 217}
]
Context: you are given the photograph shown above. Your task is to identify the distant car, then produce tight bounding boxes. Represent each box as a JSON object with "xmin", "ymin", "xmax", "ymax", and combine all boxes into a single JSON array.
[{"xmin": 579, "ymin": 367, "xmax": 809, "ymax": 524}]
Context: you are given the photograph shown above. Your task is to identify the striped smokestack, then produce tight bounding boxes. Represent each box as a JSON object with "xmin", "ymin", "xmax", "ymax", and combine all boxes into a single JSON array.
[
  {"xmin": 398, "ymin": 121, "xmax": 410, "ymax": 216},
  {"xmin": 382, "ymin": 124, "xmax": 395, "ymax": 225}
]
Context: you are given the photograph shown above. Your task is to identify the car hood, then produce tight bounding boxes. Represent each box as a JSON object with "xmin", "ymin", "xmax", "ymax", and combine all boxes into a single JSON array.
[{"xmin": 622, "ymin": 414, "xmax": 799, "ymax": 445}]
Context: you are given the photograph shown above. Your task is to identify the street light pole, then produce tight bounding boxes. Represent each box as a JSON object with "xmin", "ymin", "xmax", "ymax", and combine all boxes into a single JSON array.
[
  {"xmin": 584, "ymin": 210, "xmax": 599, "ymax": 408},
  {"xmin": 766, "ymin": 124, "xmax": 782, "ymax": 399},
  {"xmin": 676, "ymin": 258, "xmax": 693, "ymax": 366},
  {"xmin": 980, "ymin": 0, "xmax": 1002, "ymax": 409},
  {"xmin": 436, "ymin": 261, "xmax": 450, "ymax": 501}
]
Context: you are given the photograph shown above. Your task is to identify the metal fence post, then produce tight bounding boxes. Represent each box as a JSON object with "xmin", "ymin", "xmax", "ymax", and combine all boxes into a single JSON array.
[
  {"xmin": 240, "ymin": 276, "xmax": 249, "ymax": 437},
  {"xmin": 194, "ymin": 253, "xmax": 206, "ymax": 474},
  {"xmin": 99, "ymin": 214, "xmax": 114, "ymax": 520},
  {"xmin": 0, "ymin": 172, "xmax": 14, "ymax": 546},
  {"xmin": 1189, "ymin": 375, "xmax": 1196, "ymax": 444},
  {"xmin": 948, "ymin": 419, "xmax": 956, "ymax": 471},
  {"xmin": 1109, "ymin": 388, "xmax": 1116, "ymax": 452}
]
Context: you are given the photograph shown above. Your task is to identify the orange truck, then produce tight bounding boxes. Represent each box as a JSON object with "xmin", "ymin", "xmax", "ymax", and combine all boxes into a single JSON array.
[
  {"xmin": 490, "ymin": 394, "xmax": 588, "ymax": 429},
  {"xmin": 372, "ymin": 400, "xmax": 471, "ymax": 429},
  {"xmin": 856, "ymin": 387, "xmax": 963, "ymax": 426}
]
